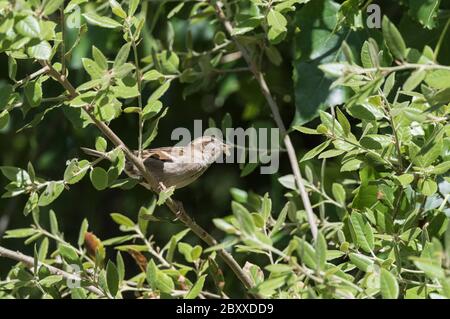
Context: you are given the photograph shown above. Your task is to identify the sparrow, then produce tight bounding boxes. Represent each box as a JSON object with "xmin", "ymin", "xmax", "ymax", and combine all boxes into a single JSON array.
[{"xmin": 82, "ymin": 136, "xmax": 231, "ymax": 189}]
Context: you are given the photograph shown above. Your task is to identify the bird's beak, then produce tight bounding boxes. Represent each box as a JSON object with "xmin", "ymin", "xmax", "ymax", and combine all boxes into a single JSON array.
[{"xmin": 223, "ymin": 143, "xmax": 231, "ymax": 156}]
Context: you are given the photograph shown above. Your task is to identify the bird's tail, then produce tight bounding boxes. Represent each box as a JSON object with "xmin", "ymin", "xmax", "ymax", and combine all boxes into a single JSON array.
[{"xmin": 81, "ymin": 147, "xmax": 111, "ymax": 161}]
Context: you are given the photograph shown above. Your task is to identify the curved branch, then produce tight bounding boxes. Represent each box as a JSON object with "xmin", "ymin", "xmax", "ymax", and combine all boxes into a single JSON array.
[{"xmin": 37, "ymin": 60, "xmax": 261, "ymax": 299}]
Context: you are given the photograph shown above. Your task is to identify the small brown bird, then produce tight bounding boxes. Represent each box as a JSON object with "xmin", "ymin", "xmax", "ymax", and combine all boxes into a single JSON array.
[{"xmin": 82, "ymin": 136, "xmax": 230, "ymax": 189}]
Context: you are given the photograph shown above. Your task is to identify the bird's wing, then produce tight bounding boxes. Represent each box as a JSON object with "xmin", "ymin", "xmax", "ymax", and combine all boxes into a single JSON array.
[{"xmin": 141, "ymin": 147, "xmax": 185, "ymax": 162}]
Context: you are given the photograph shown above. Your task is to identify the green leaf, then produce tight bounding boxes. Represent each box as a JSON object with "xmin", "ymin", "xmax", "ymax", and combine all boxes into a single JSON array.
[
  {"xmin": 408, "ymin": 0, "xmax": 441, "ymax": 29},
  {"xmin": 24, "ymin": 80, "xmax": 43, "ymax": 107},
  {"xmin": 278, "ymin": 174, "xmax": 296, "ymax": 190},
  {"xmin": 49, "ymin": 209, "xmax": 59, "ymax": 235},
  {"xmin": 267, "ymin": 9, "xmax": 287, "ymax": 30},
  {"xmin": 267, "ymin": 9, "xmax": 287, "ymax": 43},
  {"xmin": 147, "ymin": 81, "xmax": 170, "ymax": 105},
  {"xmin": 78, "ymin": 218, "xmax": 89, "ymax": 247},
  {"xmin": 0, "ymin": 110, "xmax": 10, "ymax": 130},
  {"xmin": 191, "ymin": 245, "xmax": 202, "ymax": 261},
  {"xmin": 71, "ymin": 288, "xmax": 88, "ymax": 299},
  {"xmin": 92, "ymin": 46, "xmax": 108, "ymax": 70},
  {"xmin": 15, "ymin": 16, "xmax": 40, "ymax": 38},
  {"xmin": 142, "ymin": 108, "xmax": 168, "ymax": 148},
  {"xmin": 43, "ymin": 0, "xmax": 65, "ymax": 15},
  {"xmin": 116, "ymin": 252, "xmax": 125, "ymax": 282},
  {"xmin": 349, "ymin": 253, "xmax": 374, "ymax": 272},
  {"xmin": 27, "ymin": 41, "xmax": 52, "ymax": 60},
  {"xmin": 90, "ymin": 167, "xmax": 108, "ymax": 190},
  {"xmin": 128, "ymin": 0, "xmax": 139, "ymax": 16},
  {"xmin": 425, "ymin": 70, "xmax": 450, "ymax": 90},
  {"xmin": 413, "ymin": 258, "xmax": 445, "ymax": 279},
  {"xmin": 433, "ymin": 162, "xmax": 450, "ymax": 175},
  {"xmin": 319, "ymin": 111, "xmax": 344, "ymax": 136},
  {"xmin": 4, "ymin": 228, "xmax": 38, "ymax": 238},
  {"xmin": 336, "ymin": 108, "xmax": 351, "ymax": 137},
  {"xmin": 114, "ymin": 43, "xmax": 131, "ymax": 68},
  {"xmin": 270, "ymin": 203, "xmax": 289, "ymax": 237},
  {"xmin": 232, "ymin": 201, "xmax": 256, "ymax": 237},
  {"xmin": 350, "ymin": 212, "xmax": 374, "ymax": 253},
  {"xmin": 38, "ymin": 182, "xmax": 64, "ymax": 207},
  {"xmin": 106, "ymin": 261, "xmax": 119, "ymax": 297},
  {"xmin": 292, "ymin": 0, "xmax": 349, "ymax": 125},
  {"xmin": 82, "ymin": 58, "xmax": 105, "ymax": 79},
  {"xmin": 23, "ymin": 192, "xmax": 38, "ymax": 216},
  {"xmin": 158, "ymin": 51, "xmax": 179, "ymax": 74},
  {"xmin": 265, "ymin": 264, "xmax": 292, "ymax": 273},
  {"xmin": 348, "ymin": 103, "xmax": 384, "ymax": 121},
  {"xmin": 332, "ymin": 183, "xmax": 346, "ymax": 204},
  {"xmin": 261, "ymin": 193, "xmax": 272, "ymax": 221},
  {"xmin": 295, "ymin": 237, "xmax": 317, "ymax": 269},
  {"xmin": 167, "ymin": 2, "xmax": 184, "ymax": 19},
  {"xmin": 113, "ymin": 63, "xmax": 135, "ymax": 79},
  {"xmin": 83, "ymin": 12, "xmax": 122, "ymax": 29},
  {"xmin": 0, "ymin": 84, "xmax": 12, "ymax": 109},
  {"xmin": 396, "ymin": 174, "xmax": 414, "ymax": 187},
  {"xmin": 213, "ymin": 219, "xmax": 238, "ymax": 234},
  {"xmin": 418, "ymin": 178, "xmax": 437, "ymax": 196},
  {"xmin": 315, "ymin": 232, "xmax": 327, "ymax": 271},
  {"xmin": 184, "ymin": 275, "xmax": 206, "ymax": 299},
  {"xmin": 382, "ymin": 16, "xmax": 406, "ymax": 60},
  {"xmin": 360, "ymin": 134, "xmax": 391, "ymax": 150},
  {"xmin": 8, "ymin": 56, "xmax": 17, "ymax": 81},
  {"xmin": 157, "ymin": 186, "xmax": 175, "ymax": 206},
  {"xmin": 403, "ymin": 70, "xmax": 426, "ymax": 91},
  {"xmin": 40, "ymin": 275, "xmax": 63, "ymax": 287},
  {"xmin": 300, "ymin": 140, "xmax": 330, "ymax": 162},
  {"xmin": 146, "ymin": 260, "xmax": 174, "ymax": 294},
  {"xmin": 264, "ymin": 45, "xmax": 282, "ymax": 66},
  {"xmin": 64, "ymin": 159, "xmax": 89, "ymax": 185},
  {"xmin": 102, "ymin": 235, "xmax": 134, "ymax": 246},
  {"xmin": 178, "ymin": 242, "xmax": 193, "ymax": 263},
  {"xmin": 380, "ymin": 268, "xmax": 399, "ymax": 299},
  {"xmin": 109, "ymin": 0, "xmax": 127, "ymax": 19},
  {"xmin": 110, "ymin": 212, "xmax": 134, "ymax": 227},
  {"xmin": 58, "ymin": 244, "xmax": 79, "ymax": 264},
  {"xmin": 95, "ymin": 136, "xmax": 107, "ymax": 152},
  {"xmin": 0, "ymin": 166, "xmax": 30, "ymax": 183},
  {"xmin": 142, "ymin": 70, "xmax": 164, "ymax": 82},
  {"xmin": 256, "ymin": 276, "xmax": 286, "ymax": 297},
  {"xmin": 319, "ymin": 149, "xmax": 346, "ymax": 161},
  {"xmin": 38, "ymin": 237, "xmax": 49, "ymax": 261}
]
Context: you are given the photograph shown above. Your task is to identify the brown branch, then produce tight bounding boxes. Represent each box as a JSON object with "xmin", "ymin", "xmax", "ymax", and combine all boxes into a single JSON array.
[
  {"xmin": 37, "ymin": 60, "xmax": 261, "ymax": 298},
  {"xmin": 0, "ymin": 245, "xmax": 104, "ymax": 297},
  {"xmin": 210, "ymin": 0, "xmax": 318, "ymax": 240},
  {"xmin": 12, "ymin": 65, "xmax": 50, "ymax": 89}
]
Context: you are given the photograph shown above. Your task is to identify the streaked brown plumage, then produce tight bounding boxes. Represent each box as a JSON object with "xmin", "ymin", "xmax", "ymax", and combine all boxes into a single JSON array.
[{"xmin": 82, "ymin": 136, "xmax": 230, "ymax": 189}]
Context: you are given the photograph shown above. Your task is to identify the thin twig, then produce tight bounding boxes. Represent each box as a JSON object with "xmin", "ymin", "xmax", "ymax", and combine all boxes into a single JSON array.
[
  {"xmin": 210, "ymin": 0, "xmax": 318, "ymax": 240},
  {"xmin": 13, "ymin": 65, "xmax": 50, "ymax": 89}
]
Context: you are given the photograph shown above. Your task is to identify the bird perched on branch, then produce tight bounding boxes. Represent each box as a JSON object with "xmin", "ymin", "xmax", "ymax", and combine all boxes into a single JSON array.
[{"xmin": 82, "ymin": 136, "xmax": 230, "ymax": 189}]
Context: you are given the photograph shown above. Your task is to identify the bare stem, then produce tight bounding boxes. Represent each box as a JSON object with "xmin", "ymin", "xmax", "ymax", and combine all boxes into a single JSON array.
[
  {"xmin": 13, "ymin": 65, "xmax": 50, "ymax": 89},
  {"xmin": 210, "ymin": 0, "xmax": 318, "ymax": 240}
]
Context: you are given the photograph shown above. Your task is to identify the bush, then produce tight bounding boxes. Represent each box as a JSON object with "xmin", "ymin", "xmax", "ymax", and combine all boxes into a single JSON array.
[{"xmin": 0, "ymin": 0, "xmax": 449, "ymax": 299}]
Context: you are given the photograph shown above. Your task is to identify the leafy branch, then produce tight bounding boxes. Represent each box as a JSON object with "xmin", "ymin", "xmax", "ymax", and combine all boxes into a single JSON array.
[
  {"xmin": 209, "ymin": 0, "xmax": 318, "ymax": 241},
  {"xmin": 37, "ymin": 58, "xmax": 260, "ymax": 298}
]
